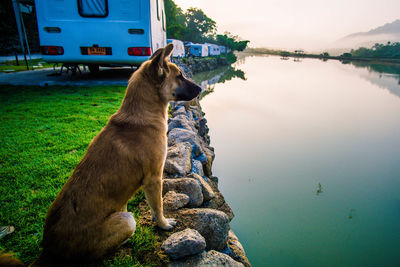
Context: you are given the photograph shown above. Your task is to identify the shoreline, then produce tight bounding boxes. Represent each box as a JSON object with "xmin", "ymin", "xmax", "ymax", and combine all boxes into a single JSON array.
[
  {"xmin": 242, "ymin": 51, "xmax": 400, "ymax": 65},
  {"xmin": 147, "ymin": 56, "xmax": 251, "ymax": 266}
]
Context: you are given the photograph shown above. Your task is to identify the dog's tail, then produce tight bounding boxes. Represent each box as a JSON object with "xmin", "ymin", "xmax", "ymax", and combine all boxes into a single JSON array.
[{"xmin": 0, "ymin": 252, "xmax": 25, "ymax": 267}]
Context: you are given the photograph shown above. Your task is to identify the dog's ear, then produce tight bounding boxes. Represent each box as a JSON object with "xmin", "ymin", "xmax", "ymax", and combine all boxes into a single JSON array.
[
  {"xmin": 150, "ymin": 48, "xmax": 163, "ymax": 60},
  {"xmin": 150, "ymin": 43, "xmax": 174, "ymax": 78},
  {"xmin": 163, "ymin": 43, "xmax": 174, "ymax": 59}
]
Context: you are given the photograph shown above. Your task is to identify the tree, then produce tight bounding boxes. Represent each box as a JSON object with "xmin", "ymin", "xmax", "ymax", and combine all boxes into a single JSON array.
[
  {"xmin": 350, "ymin": 42, "xmax": 400, "ymax": 59},
  {"xmin": 183, "ymin": 8, "xmax": 216, "ymax": 43},
  {"xmin": 0, "ymin": 0, "xmax": 38, "ymax": 55},
  {"xmin": 216, "ymin": 33, "xmax": 249, "ymax": 51},
  {"xmin": 164, "ymin": 0, "xmax": 249, "ymax": 51},
  {"xmin": 164, "ymin": 0, "xmax": 186, "ymax": 39},
  {"xmin": 341, "ymin": 53, "xmax": 352, "ymax": 58}
]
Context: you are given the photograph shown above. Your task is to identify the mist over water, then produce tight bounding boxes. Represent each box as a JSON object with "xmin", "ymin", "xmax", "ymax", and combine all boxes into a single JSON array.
[{"xmin": 197, "ymin": 54, "xmax": 400, "ymax": 267}]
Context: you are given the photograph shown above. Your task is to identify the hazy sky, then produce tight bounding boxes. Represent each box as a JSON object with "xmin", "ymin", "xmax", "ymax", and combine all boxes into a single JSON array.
[{"xmin": 174, "ymin": 0, "xmax": 400, "ymax": 51}]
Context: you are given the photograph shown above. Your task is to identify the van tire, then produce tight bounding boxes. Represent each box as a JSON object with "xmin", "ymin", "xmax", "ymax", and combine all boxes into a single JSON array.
[{"xmin": 88, "ymin": 64, "xmax": 99, "ymax": 73}]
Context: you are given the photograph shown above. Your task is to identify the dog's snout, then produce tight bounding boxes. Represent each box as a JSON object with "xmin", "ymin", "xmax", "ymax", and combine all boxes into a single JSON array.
[{"xmin": 174, "ymin": 80, "xmax": 202, "ymax": 102}]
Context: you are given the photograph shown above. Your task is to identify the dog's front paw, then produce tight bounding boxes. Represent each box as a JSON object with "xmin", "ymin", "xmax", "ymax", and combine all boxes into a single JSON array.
[{"xmin": 158, "ymin": 218, "xmax": 176, "ymax": 230}]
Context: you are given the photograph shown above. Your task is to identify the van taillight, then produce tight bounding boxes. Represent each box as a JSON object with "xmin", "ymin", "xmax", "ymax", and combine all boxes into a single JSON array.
[
  {"xmin": 41, "ymin": 46, "xmax": 64, "ymax": 55},
  {"xmin": 128, "ymin": 47, "xmax": 151, "ymax": 56}
]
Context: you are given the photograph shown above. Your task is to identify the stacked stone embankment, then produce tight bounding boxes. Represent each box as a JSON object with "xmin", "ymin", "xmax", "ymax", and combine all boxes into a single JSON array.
[
  {"xmin": 172, "ymin": 56, "xmax": 230, "ymax": 75},
  {"xmin": 155, "ymin": 99, "xmax": 251, "ymax": 266}
]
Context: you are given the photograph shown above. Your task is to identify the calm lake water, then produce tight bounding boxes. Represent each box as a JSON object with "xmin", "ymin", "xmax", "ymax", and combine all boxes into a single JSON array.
[{"xmin": 195, "ymin": 54, "xmax": 400, "ymax": 267}]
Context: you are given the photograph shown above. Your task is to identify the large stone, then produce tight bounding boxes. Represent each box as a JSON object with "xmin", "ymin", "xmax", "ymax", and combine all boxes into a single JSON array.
[
  {"xmin": 161, "ymin": 228, "xmax": 206, "ymax": 260},
  {"xmin": 168, "ymin": 114, "xmax": 195, "ymax": 133},
  {"xmin": 172, "ymin": 106, "xmax": 186, "ymax": 117},
  {"xmin": 177, "ymin": 208, "xmax": 230, "ymax": 251},
  {"xmin": 227, "ymin": 230, "xmax": 252, "ymax": 267},
  {"xmin": 202, "ymin": 178, "xmax": 235, "ymax": 221},
  {"xmin": 196, "ymin": 117, "xmax": 209, "ymax": 138},
  {"xmin": 168, "ymin": 128, "xmax": 202, "ymax": 156},
  {"xmin": 201, "ymin": 146, "xmax": 215, "ymax": 176},
  {"xmin": 164, "ymin": 142, "xmax": 192, "ymax": 177},
  {"xmin": 190, "ymin": 159, "xmax": 204, "ymax": 177},
  {"xmin": 163, "ymin": 191, "xmax": 190, "ymax": 211},
  {"xmin": 188, "ymin": 173, "xmax": 215, "ymax": 201},
  {"xmin": 169, "ymin": 250, "xmax": 244, "ymax": 267},
  {"xmin": 185, "ymin": 110, "xmax": 194, "ymax": 122},
  {"xmin": 163, "ymin": 178, "xmax": 203, "ymax": 207}
]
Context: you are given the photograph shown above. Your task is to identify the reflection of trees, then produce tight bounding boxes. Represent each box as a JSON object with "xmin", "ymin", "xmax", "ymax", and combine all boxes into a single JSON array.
[
  {"xmin": 193, "ymin": 65, "xmax": 246, "ymax": 85},
  {"xmin": 344, "ymin": 60, "xmax": 400, "ymax": 98},
  {"xmin": 194, "ymin": 65, "xmax": 246, "ymax": 100},
  {"xmin": 349, "ymin": 61, "xmax": 400, "ymax": 78},
  {"xmin": 218, "ymin": 66, "xmax": 246, "ymax": 83}
]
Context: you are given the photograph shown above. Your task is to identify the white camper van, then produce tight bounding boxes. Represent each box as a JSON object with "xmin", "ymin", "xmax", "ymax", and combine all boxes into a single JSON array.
[
  {"xmin": 206, "ymin": 43, "xmax": 220, "ymax": 56},
  {"xmin": 187, "ymin": 43, "xmax": 208, "ymax": 57},
  {"xmin": 167, "ymin": 39, "xmax": 185, "ymax": 58},
  {"xmin": 35, "ymin": 0, "xmax": 167, "ymax": 71}
]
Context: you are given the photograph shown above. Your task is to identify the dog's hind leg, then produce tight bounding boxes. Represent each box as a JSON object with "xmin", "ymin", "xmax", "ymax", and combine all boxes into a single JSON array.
[
  {"xmin": 91, "ymin": 211, "xmax": 136, "ymax": 259},
  {"xmin": 142, "ymin": 177, "xmax": 176, "ymax": 230}
]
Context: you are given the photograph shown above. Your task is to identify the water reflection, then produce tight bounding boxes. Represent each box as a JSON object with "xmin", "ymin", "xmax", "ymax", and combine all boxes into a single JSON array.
[
  {"xmin": 193, "ymin": 65, "xmax": 246, "ymax": 100},
  {"xmin": 345, "ymin": 61, "xmax": 400, "ymax": 98},
  {"xmin": 199, "ymin": 54, "xmax": 400, "ymax": 267},
  {"xmin": 349, "ymin": 61, "xmax": 400, "ymax": 78}
]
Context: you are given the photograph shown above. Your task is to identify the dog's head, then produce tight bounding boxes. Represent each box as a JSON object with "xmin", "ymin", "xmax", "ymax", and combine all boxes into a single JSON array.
[{"xmin": 147, "ymin": 43, "xmax": 201, "ymax": 102}]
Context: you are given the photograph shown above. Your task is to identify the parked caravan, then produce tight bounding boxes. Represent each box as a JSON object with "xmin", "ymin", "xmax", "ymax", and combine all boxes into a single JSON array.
[
  {"xmin": 167, "ymin": 39, "xmax": 185, "ymax": 58},
  {"xmin": 187, "ymin": 43, "xmax": 208, "ymax": 57},
  {"xmin": 207, "ymin": 43, "xmax": 220, "ymax": 56},
  {"xmin": 35, "ymin": 0, "xmax": 167, "ymax": 71},
  {"xmin": 219, "ymin": 46, "xmax": 227, "ymax": 54}
]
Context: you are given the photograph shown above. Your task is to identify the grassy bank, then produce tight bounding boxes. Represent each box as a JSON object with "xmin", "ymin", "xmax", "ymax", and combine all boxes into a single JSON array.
[
  {"xmin": 0, "ymin": 59, "xmax": 54, "ymax": 73},
  {"xmin": 0, "ymin": 85, "xmax": 164, "ymax": 266}
]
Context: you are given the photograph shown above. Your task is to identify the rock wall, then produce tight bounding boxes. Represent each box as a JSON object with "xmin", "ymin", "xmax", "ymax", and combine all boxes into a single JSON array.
[
  {"xmin": 157, "ymin": 99, "xmax": 251, "ymax": 266},
  {"xmin": 172, "ymin": 56, "xmax": 230, "ymax": 76}
]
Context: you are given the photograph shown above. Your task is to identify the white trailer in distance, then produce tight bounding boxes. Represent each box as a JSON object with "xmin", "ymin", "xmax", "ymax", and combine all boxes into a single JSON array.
[{"xmin": 167, "ymin": 39, "xmax": 185, "ymax": 58}]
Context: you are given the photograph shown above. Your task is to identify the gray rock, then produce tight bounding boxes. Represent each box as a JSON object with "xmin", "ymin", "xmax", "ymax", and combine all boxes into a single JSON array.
[
  {"xmin": 168, "ymin": 114, "xmax": 196, "ymax": 133},
  {"xmin": 172, "ymin": 106, "xmax": 186, "ymax": 117},
  {"xmin": 163, "ymin": 178, "xmax": 203, "ymax": 207},
  {"xmin": 169, "ymin": 250, "xmax": 244, "ymax": 267},
  {"xmin": 190, "ymin": 105, "xmax": 202, "ymax": 119},
  {"xmin": 210, "ymin": 176, "xmax": 219, "ymax": 184},
  {"xmin": 168, "ymin": 128, "xmax": 202, "ymax": 156},
  {"xmin": 185, "ymin": 110, "xmax": 194, "ymax": 121},
  {"xmin": 188, "ymin": 173, "xmax": 215, "ymax": 201},
  {"xmin": 163, "ymin": 191, "xmax": 190, "ymax": 211},
  {"xmin": 202, "ymin": 178, "xmax": 234, "ymax": 221},
  {"xmin": 227, "ymin": 230, "xmax": 252, "ymax": 267},
  {"xmin": 164, "ymin": 142, "xmax": 192, "ymax": 177},
  {"xmin": 228, "ymin": 231, "xmax": 244, "ymax": 251},
  {"xmin": 201, "ymin": 146, "xmax": 215, "ymax": 177},
  {"xmin": 177, "ymin": 208, "xmax": 230, "ymax": 251},
  {"xmin": 162, "ymin": 228, "xmax": 206, "ymax": 260},
  {"xmin": 191, "ymin": 159, "xmax": 204, "ymax": 177},
  {"xmin": 196, "ymin": 117, "xmax": 209, "ymax": 138}
]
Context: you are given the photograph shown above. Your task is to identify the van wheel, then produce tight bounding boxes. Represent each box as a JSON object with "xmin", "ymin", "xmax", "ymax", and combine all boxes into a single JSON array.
[{"xmin": 88, "ymin": 64, "xmax": 99, "ymax": 73}]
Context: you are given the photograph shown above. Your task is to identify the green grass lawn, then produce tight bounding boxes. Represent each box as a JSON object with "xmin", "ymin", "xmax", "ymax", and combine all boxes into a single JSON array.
[{"xmin": 0, "ymin": 85, "xmax": 163, "ymax": 266}]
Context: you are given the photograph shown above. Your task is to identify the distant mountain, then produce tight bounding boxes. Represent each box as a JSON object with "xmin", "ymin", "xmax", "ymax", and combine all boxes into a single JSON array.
[
  {"xmin": 344, "ymin": 19, "xmax": 400, "ymax": 38},
  {"xmin": 328, "ymin": 19, "xmax": 400, "ymax": 55}
]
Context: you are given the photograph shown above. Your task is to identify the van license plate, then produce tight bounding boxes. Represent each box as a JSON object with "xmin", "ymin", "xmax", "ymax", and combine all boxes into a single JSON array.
[{"xmin": 88, "ymin": 47, "xmax": 106, "ymax": 55}]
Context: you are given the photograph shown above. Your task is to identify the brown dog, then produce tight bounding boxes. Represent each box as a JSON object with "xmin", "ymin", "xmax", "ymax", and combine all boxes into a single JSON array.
[{"xmin": 29, "ymin": 43, "xmax": 201, "ymax": 265}]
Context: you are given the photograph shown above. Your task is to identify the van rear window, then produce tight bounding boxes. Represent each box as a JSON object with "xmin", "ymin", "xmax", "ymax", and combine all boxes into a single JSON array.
[{"xmin": 78, "ymin": 0, "xmax": 108, "ymax": 17}]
